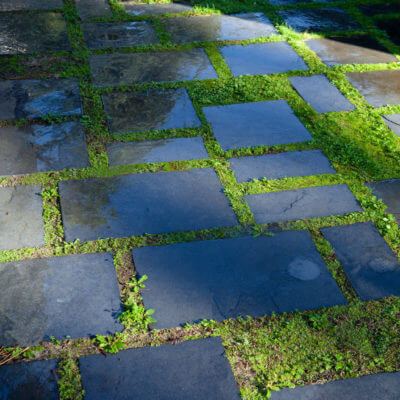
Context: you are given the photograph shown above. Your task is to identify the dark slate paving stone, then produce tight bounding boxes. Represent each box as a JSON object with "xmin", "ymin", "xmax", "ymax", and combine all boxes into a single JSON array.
[
  {"xmin": 0, "ymin": 12, "xmax": 70, "ymax": 55},
  {"xmin": 0, "ymin": 122, "xmax": 89, "ymax": 176},
  {"xmin": 246, "ymin": 184, "xmax": 362, "ymax": 224},
  {"xmin": 346, "ymin": 70, "xmax": 400, "ymax": 107},
  {"xmin": 0, "ymin": 0, "xmax": 62, "ymax": 10},
  {"xmin": 367, "ymin": 179, "xmax": 400, "ymax": 223},
  {"xmin": 229, "ymin": 150, "xmax": 336, "ymax": 183},
  {"xmin": 321, "ymin": 222, "xmax": 400, "ymax": 300},
  {"xmin": 107, "ymin": 137, "xmax": 209, "ymax": 166},
  {"xmin": 220, "ymin": 42, "xmax": 308, "ymax": 76},
  {"xmin": 289, "ymin": 74, "xmax": 355, "ymax": 113},
  {"xmin": 59, "ymin": 168, "xmax": 237, "ymax": 241},
  {"xmin": 203, "ymin": 100, "xmax": 313, "ymax": 151},
  {"xmin": 0, "ymin": 185, "xmax": 44, "ymax": 251},
  {"xmin": 102, "ymin": 88, "xmax": 201, "ymax": 134},
  {"xmin": 124, "ymin": 1, "xmax": 194, "ymax": 16},
  {"xmin": 359, "ymin": 3, "xmax": 400, "ymax": 17},
  {"xmin": 76, "ymin": 0, "xmax": 112, "ymax": 20},
  {"xmin": 376, "ymin": 18, "xmax": 400, "ymax": 46},
  {"xmin": 0, "ymin": 78, "xmax": 81, "ymax": 121},
  {"xmin": 382, "ymin": 114, "xmax": 400, "ymax": 137},
  {"xmin": 0, "ymin": 359, "xmax": 59, "ymax": 400},
  {"xmin": 0, "ymin": 253, "xmax": 122, "ymax": 346},
  {"xmin": 133, "ymin": 233, "xmax": 346, "ymax": 328},
  {"xmin": 89, "ymin": 49, "xmax": 218, "ymax": 87}
]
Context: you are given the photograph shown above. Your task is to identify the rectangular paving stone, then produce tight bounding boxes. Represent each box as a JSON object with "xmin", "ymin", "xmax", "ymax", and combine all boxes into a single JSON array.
[
  {"xmin": 59, "ymin": 168, "xmax": 237, "ymax": 241},
  {"xmin": 124, "ymin": 1, "xmax": 194, "ymax": 16},
  {"xmin": 229, "ymin": 150, "xmax": 336, "ymax": 183},
  {"xmin": 89, "ymin": 49, "xmax": 218, "ymax": 87},
  {"xmin": 367, "ymin": 179, "xmax": 400, "ymax": 223},
  {"xmin": 0, "ymin": 0, "xmax": 62, "ymax": 10},
  {"xmin": 321, "ymin": 222, "xmax": 400, "ymax": 301},
  {"xmin": 246, "ymin": 184, "xmax": 362, "ymax": 224},
  {"xmin": 359, "ymin": 3, "xmax": 400, "ymax": 17},
  {"xmin": 376, "ymin": 18, "xmax": 400, "ymax": 46},
  {"xmin": 80, "ymin": 338, "xmax": 241, "ymax": 400},
  {"xmin": 203, "ymin": 100, "xmax": 313, "ymax": 151},
  {"xmin": 289, "ymin": 75, "xmax": 355, "ymax": 113},
  {"xmin": 220, "ymin": 42, "xmax": 308, "ymax": 76},
  {"xmin": 0, "ymin": 78, "xmax": 82, "ymax": 120},
  {"xmin": 0, "ymin": 122, "xmax": 89, "ymax": 176},
  {"xmin": 133, "ymin": 233, "xmax": 346, "ymax": 328},
  {"xmin": 0, "ymin": 253, "xmax": 123, "ymax": 346},
  {"xmin": 107, "ymin": 137, "xmax": 209, "ymax": 166},
  {"xmin": 76, "ymin": 0, "xmax": 112, "ymax": 20},
  {"xmin": 382, "ymin": 114, "xmax": 400, "ymax": 136},
  {"xmin": 102, "ymin": 88, "xmax": 201, "ymax": 134}
]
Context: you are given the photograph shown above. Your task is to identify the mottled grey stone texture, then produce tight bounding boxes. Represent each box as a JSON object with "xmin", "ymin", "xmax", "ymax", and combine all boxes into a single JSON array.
[
  {"xmin": 246, "ymin": 184, "xmax": 362, "ymax": 224},
  {"xmin": 133, "ymin": 233, "xmax": 346, "ymax": 328},
  {"xmin": 89, "ymin": 49, "xmax": 218, "ymax": 87},
  {"xmin": 124, "ymin": 1, "xmax": 193, "ymax": 16},
  {"xmin": 0, "ymin": 78, "xmax": 82, "ymax": 120},
  {"xmin": 102, "ymin": 88, "xmax": 201, "ymax": 133},
  {"xmin": 0, "ymin": 0, "xmax": 62, "ymax": 10},
  {"xmin": 59, "ymin": 168, "xmax": 237, "ymax": 241},
  {"xmin": 76, "ymin": 0, "xmax": 112, "ymax": 20},
  {"xmin": 229, "ymin": 150, "xmax": 336, "ymax": 183},
  {"xmin": 203, "ymin": 100, "xmax": 313, "ymax": 150},
  {"xmin": 382, "ymin": 114, "xmax": 400, "ymax": 137},
  {"xmin": 368, "ymin": 179, "xmax": 400, "ymax": 223},
  {"xmin": 0, "ymin": 253, "xmax": 123, "ymax": 346},
  {"xmin": 290, "ymin": 75, "xmax": 355, "ymax": 113},
  {"xmin": 359, "ymin": 2, "xmax": 400, "ymax": 16},
  {"xmin": 220, "ymin": 42, "xmax": 308, "ymax": 76}
]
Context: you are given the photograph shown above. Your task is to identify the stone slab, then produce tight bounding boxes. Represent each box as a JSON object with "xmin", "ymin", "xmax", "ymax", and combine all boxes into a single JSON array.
[
  {"xmin": 0, "ymin": 253, "xmax": 123, "ymax": 346},
  {"xmin": 0, "ymin": 122, "xmax": 89, "ymax": 176},
  {"xmin": 359, "ymin": 3, "xmax": 400, "ymax": 17},
  {"xmin": 229, "ymin": 150, "xmax": 336, "ymax": 183},
  {"xmin": 246, "ymin": 184, "xmax": 362, "ymax": 224},
  {"xmin": 107, "ymin": 137, "xmax": 209, "ymax": 166},
  {"xmin": 59, "ymin": 168, "xmax": 237, "ymax": 241},
  {"xmin": 289, "ymin": 74, "xmax": 355, "ymax": 113},
  {"xmin": 0, "ymin": 0, "xmax": 62, "ymax": 10},
  {"xmin": 0, "ymin": 78, "xmax": 82, "ymax": 120},
  {"xmin": 203, "ymin": 100, "xmax": 313, "ymax": 151},
  {"xmin": 89, "ymin": 49, "xmax": 218, "ymax": 87},
  {"xmin": 376, "ymin": 18, "xmax": 400, "ymax": 46},
  {"xmin": 80, "ymin": 338, "xmax": 241, "ymax": 400},
  {"xmin": 220, "ymin": 42, "xmax": 308, "ymax": 76},
  {"xmin": 382, "ymin": 114, "xmax": 400, "ymax": 137},
  {"xmin": 133, "ymin": 233, "xmax": 346, "ymax": 328},
  {"xmin": 102, "ymin": 88, "xmax": 201, "ymax": 133},
  {"xmin": 124, "ymin": 1, "xmax": 194, "ymax": 16},
  {"xmin": 322, "ymin": 222, "xmax": 400, "ymax": 300},
  {"xmin": 76, "ymin": 0, "xmax": 112, "ymax": 20},
  {"xmin": 367, "ymin": 179, "xmax": 400, "ymax": 223}
]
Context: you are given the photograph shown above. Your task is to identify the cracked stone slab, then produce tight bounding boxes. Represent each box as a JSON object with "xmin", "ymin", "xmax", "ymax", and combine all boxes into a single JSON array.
[
  {"xmin": 0, "ymin": 78, "xmax": 82, "ymax": 121},
  {"xmin": 124, "ymin": 1, "xmax": 194, "ymax": 16},
  {"xmin": 376, "ymin": 18, "xmax": 400, "ymax": 46},
  {"xmin": 102, "ymin": 88, "xmax": 201, "ymax": 134},
  {"xmin": 132, "ymin": 233, "xmax": 346, "ymax": 329},
  {"xmin": 359, "ymin": 3, "xmax": 400, "ymax": 16},
  {"xmin": 0, "ymin": 253, "xmax": 123, "ymax": 346},
  {"xmin": 382, "ymin": 114, "xmax": 400, "ymax": 137},
  {"xmin": 203, "ymin": 100, "xmax": 313, "ymax": 151},
  {"xmin": 76, "ymin": 0, "xmax": 112, "ymax": 20},
  {"xmin": 246, "ymin": 184, "xmax": 362, "ymax": 224},
  {"xmin": 220, "ymin": 42, "xmax": 308, "ymax": 76},
  {"xmin": 0, "ymin": 0, "xmax": 62, "ymax": 10},
  {"xmin": 59, "ymin": 168, "xmax": 237, "ymax": 241},
  {"xmin": 229, "ymin": 150, "xmax": 336, "ymax": 183},
  {"xmin": 322, "ymin": 222, "xmax": 400, "ymax": 301},
  {"xmin": 89, "ymin": 49, "xmax": 218, "ymax": 87},
  {"xmin": 80, "ymin": 338, "xmax": 241, "ymax": 400},
  {"xmin": 289, "ymin": 75, "xmax": 355, "ymax": 113}
]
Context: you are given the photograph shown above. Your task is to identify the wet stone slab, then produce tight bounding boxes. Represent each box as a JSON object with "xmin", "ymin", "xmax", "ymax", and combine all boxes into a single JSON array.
[
  {"xmin": 89, "ymin": 49, "xmax": 218, "ymax": 87},
  {"xmin": 76, "ymin": 0, "xmax": 112, "ymax": 20},
  {"xmin": 102, "ymin": 88, "xmax": 201, "ymax": 134},
  {"xmin": 367, "ymin": 179, "xmax": 400, "ymax": 223},
  {"xmin": 80, "ymin": 338, "xmax": 241, "ymax": 400},
  {"xmin": 382, "ymin": 114, "xmax": 400, "ymax": 137},
  {"xmin": 322, "ymin": 222, "xmax": 400, "ymax": 300},
  {"xmin": 246, "ymin": 184, "xmax": 362, "ymax": 224},
  {"xmin": 59, "ymin": 168, "xmax": 237, "ymax": 241},
  {"xmin": 124, "ymin": 1, "xmax": 193, "ymax": 16},
  {"xmin": 133, "ymin": 233, "xmax": 346, "ymax": 328},
  {"xmin": 359, "ymin": 3, "xmax": 400, "ymax": 17},
  {"xmin": 0, "ymin": 78, "xmax": 81, "ymax": 120},
  {"xmin": 0, "ymin": 0, "xmax": 62, "ymax": 10},
  {"xmin": 203, "ymin": 100, "xmax": 313, "ymax": 151},
  {"xmin": 289, "ymin": 75, "xmax": 355, "ymax": 113},
  {"xmin": 0, "ymin": 253, "xmax": 122, "ymax": 346},
  {"xmin": 376, "ymin": 18, "xmax": 400, "ymax": 46},
  {"xmin": 220, "ymin": 42, "xmax": 308, "ymax": 76}
]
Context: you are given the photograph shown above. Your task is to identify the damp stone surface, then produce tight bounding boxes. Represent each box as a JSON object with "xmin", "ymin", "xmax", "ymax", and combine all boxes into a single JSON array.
[
  {"xmin": 382, "ymin": 114, "xmax": 400, "ymax": 137},
  {"xmin": 75, "ymin": 0, "xmax": 112, "ymax": 20},
  {"xmin": 124, "ymin": 1, "xmax": 194, "ymax": 16},
  {"xmin": 0, "ymin": 0, "xmax": 63, "ymax": 10}
]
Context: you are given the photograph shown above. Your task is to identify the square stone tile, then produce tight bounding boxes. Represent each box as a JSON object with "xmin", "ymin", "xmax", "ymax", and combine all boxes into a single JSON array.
[
  {"xmin": 359, "ymin": 3, "xmax": 400, "ymax": 17},
  {"xmin": 0, "ymin": 0, "xmax": 62, "ymax": 10},
  {"xmin": 229, "ymin": 150, "xmax": 336, "ymax": 183},
  {"xmin": 107, "ymin": 137, "xmax": 209, "ymax": 166},
  {"xmin": 59, "ymin": 168, "xmax": 237, "ymax": 241},
  {"xmin": 102, "ymin": 88, "xmax": 201, "ymax": 134},
  {"xmin": 220, "ymin": 42, "xmax": 308, "ymax": 76},
  {"xmin": 124, "ymin": 1, "xmax": 194, "ymax": 16},
  {"xmin": 376, "ymin": 18, "xmax": 400, "ymax": 46},
  {"xmin": 367, "ymin": 179, "xmax": 400, "ymax": 223},
  {"xmin": 246, "ymin": 184, "xmax": 362, "ymax": 224},
  {"xmin": 80, "ymin": 338, "xmax": 241, "ymax": 400},
  {"xmin": 89, "ymin": 49, "xmax": 218, "ymax": 87},
  {"xmin": 0, "ymin": 78, "xmax": 82, "ymax": 120},
  {"xmin": 76, "ymin": 0, "xmax": 112, "ymax": 20},
  {"xmin": 203, "ymin": 100, "xmax": 313, "ymax": 151},
  {"xmin": 0, "ymin": 122, "xmax": 89, "ymax": 176},
  {"xmin": 0, "ymin": 253, "xmax": 123, "ymax": 346},
  {"xmin": 133, "ymin": 233, "xmax": 346, "ymax": 328},
  {"xmin": 289, "ymin": 75, "xmax": 355, "ymax": 113},
  {"xmin": 322, "ymin": 222, "xmax": 400, "ymax": 300},
  {"xmin": 0, "ymin": 185, "xmax": 44, "ymax": 251},
  {"xmin": 382, "ymin": 114, "xmax": 400, "ymax": 136}
]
